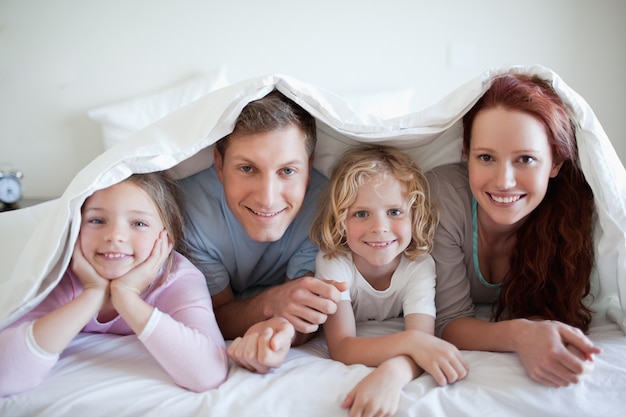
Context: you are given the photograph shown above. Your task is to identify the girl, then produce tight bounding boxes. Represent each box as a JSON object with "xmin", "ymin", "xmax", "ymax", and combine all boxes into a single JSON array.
[
  {"xmin": 427, "ymin": 73, "xmax": 601, "ymax": 388},
  {"xmin": 311, "ymin": 145, "xmax": 468, "ymax": 417},
  {"xmin": 0, "ymin": 172, "xmax": 229, "ymax": 396}
]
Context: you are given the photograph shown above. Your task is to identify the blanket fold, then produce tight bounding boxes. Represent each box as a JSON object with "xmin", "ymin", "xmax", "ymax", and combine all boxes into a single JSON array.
[{"xmin": 1, "ymin": 65, "xmax": 625, "ymax": 333}]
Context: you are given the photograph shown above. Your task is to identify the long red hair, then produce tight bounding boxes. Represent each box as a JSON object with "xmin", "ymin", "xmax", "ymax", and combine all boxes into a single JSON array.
[{"xmin": 462, "ymin": 74, "xmax": 595, "ymax": 332}]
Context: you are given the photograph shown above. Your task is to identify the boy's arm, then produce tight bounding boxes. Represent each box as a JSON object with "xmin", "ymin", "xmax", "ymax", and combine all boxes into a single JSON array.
[
  {"xmin": 324, "ymin": 302, "xmax": 422, "ymax": 366},
  {"xmin": 326, "ymin": 308, "xmax": 468, "ymax": 386},
  {"xmin": 342, "ymin": 355, "xmax": 419, "ymax": 417}
]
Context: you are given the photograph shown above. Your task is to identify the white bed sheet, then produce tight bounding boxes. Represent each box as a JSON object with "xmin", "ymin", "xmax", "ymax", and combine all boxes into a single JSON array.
[{"xmin": 1, "ymin": 309, "xmax": 624, "ymax": 417}]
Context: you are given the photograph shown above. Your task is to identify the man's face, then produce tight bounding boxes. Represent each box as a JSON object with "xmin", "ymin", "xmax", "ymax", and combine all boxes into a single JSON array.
[{"xmin": 215, "ymin": 126, "xmax": 312, "ymax": 242}]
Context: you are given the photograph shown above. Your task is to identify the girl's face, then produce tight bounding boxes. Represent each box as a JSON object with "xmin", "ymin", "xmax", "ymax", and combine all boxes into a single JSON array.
[
  {"xmin": 345, "ymin": 174, "xmax": 412, "ymax": 276},
  {"xmin": 79, "ymin": 181, "xmax": 165, "ymax": 280},
  {"xmin": 468, "ymin": 107, "xmax": 561, "ymax": 230}
]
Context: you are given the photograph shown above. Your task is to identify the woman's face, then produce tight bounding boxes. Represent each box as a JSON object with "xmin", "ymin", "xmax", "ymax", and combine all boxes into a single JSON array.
[{"xmin": 467, "ymin": 107, "xmax": 562, "ymax": 229}]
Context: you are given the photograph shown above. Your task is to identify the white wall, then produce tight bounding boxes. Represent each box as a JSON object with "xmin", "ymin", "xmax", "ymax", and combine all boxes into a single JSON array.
[{"xmin": 1, "ymin": 0, "xmax": 624, "ymax": 199}]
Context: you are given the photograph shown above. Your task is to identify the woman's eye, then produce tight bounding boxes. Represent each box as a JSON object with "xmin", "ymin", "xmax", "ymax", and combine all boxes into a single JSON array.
[
  {"xmin": 520, "ymin": 155, "xmax": 535, "ymax": 164},
  {"xmin": 478, "ymin": 154, "xmax": 492, "ymax": 162}
]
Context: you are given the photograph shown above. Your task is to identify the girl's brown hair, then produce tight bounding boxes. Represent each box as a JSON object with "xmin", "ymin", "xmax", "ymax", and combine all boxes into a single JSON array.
[
  {"xmin": 462, "ymin": 74, "xmax": 595, "ymax": 331},
  {"xmin": 124, "ymin": 172, "xmax": 186, "ymax": 280}
]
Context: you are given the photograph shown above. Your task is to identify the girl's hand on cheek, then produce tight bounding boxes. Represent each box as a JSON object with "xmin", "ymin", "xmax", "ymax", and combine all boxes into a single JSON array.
[
  {"xmin": 71, "ymin": 239, "xmax": 109, "ymax": 294},
  {"xmin": 111, "ymin": 230, "xmax": 172, "ymax": 296}
]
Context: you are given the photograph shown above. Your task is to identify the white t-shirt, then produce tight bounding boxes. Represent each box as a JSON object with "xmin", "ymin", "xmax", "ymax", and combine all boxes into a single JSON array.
[{"xmin": 315, "ymin": 251, "xmax": 436, "ymax": 322}]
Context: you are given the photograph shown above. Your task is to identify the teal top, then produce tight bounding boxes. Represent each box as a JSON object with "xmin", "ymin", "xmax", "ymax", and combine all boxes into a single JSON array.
[{"xmin": 472, "ymin": 196, "xmax": 502, "ymax": 293}]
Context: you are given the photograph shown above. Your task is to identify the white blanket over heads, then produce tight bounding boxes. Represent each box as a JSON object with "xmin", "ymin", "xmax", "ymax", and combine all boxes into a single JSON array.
[{"xmin": 1, "ymin": 65, "xmax": 625, "ymax": 333}]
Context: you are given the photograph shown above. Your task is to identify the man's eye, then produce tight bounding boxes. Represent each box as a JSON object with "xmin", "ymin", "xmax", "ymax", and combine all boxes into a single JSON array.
[
  {"xmin": 282, "ymin": 168, "xmax": 295, "ymax": 175},
  {"xmin": 240, "ymin": 166, "xmax": 253, "ymax": 173}
]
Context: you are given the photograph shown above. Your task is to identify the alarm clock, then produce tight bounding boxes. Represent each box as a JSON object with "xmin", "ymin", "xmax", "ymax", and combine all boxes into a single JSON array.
[{"xmin": 0, "ymin": 169, "xmax": 23, "ymax": 206}]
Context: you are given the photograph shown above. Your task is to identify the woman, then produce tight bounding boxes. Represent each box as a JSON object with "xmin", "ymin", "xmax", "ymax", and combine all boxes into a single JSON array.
[{"xmin": 427, "ymin": 73, "xmax": 601, "ymax": 388}]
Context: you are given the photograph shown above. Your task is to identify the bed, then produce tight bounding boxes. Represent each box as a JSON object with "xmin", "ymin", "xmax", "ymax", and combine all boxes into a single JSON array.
[{"xmin": 1, "ymin": 64, "xmax": 625, "ymax": 417}]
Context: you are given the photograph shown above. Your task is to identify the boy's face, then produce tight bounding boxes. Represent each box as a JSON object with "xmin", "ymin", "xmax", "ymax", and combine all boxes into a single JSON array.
[
  {"xmin": 214, "ymin": 126, "xmax": 312, "ymax": 242},
  {"xmin": 345, "ymin": 174, "xmax": 412, "ymax": 277}
]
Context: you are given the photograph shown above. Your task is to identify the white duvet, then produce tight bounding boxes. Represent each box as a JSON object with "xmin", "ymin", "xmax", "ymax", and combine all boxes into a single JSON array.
[{"xmin": 1, "ymin": 65, "xmax": 625, "ymax": 417}]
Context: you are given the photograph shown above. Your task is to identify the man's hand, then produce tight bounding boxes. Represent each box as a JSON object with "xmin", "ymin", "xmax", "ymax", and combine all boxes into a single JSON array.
[
  {"xmin": 227, "ymin": 317, "xmax": 295, "ymax": 374},
  {"xmin": 263, "ymin": 277, "xmax": 348, "ymax": 334}
]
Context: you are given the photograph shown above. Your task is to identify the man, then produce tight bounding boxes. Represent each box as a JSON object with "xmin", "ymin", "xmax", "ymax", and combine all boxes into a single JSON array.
[{"xmin": 178, "ymin": 90, "xmax": 345, "ymax": 372}]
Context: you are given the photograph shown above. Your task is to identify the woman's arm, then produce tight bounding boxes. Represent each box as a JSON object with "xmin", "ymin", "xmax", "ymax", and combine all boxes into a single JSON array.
[{"xmin": 442, "ymin": 316, "xmax": 600, "ymax": 387}]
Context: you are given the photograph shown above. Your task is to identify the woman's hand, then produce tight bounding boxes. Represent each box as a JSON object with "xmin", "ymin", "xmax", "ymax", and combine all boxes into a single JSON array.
[{"xmin": 515, "ymin": 319, "xmax": 601, "ymax": 387}]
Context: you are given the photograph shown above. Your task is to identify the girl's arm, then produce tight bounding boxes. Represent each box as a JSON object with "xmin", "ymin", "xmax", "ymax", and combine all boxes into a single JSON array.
[
  {"xmin": 110, "ymin": 234, "xmax": 229, "ymax": 392},
  {"xmin": 109, "ymin": 232, "xmax": 172, "ymax": 334},
  {"xmin": 32, "ymin": 242, "xmax": 110, "ymax": 354},
  {"xmin": 135, "ymin": 258, "xmax": 229, "ymax": 392},
  {"xmin": 442, "ymin": 316, "xmax": 600, "ymax": 387},
  {"xmin": 0, "ymin": 253, "xmax": 108, "ymax": 397}
]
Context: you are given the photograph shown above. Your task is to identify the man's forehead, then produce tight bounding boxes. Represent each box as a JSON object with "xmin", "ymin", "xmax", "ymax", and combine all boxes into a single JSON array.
[{"xmin": 225, "ymin": 127, "xmax": 309, "ymax": 158}]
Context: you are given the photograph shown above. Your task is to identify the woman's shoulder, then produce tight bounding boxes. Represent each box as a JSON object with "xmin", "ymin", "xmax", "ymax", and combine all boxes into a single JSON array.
[
  {"xmin": 426, "ymin": 163, "xmax": 472, "ymax": 223},
  {"xmin": 426, "ymin": 162, "xmax": 468, "ymax": 190}
]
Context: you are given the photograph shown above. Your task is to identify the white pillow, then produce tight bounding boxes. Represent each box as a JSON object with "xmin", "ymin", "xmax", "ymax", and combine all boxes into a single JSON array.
[
  {"xmin": 342, "ymin": 88, "xmax": 415, "ymax": 119},
  {"xmin": 88, "ymin": 66, "xmax": 230, "ymax": 149}
]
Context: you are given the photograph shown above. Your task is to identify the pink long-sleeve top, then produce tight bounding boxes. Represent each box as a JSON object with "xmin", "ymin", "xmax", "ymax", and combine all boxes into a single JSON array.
[{"xmin": 0, "ymin": 251, "xmax": 228, "ymax": 397}]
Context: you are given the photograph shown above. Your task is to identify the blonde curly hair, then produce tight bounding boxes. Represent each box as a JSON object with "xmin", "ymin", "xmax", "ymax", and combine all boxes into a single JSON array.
[{"xmin": 311, "ymin": 145, "xmax": 438, "ymax": 260}]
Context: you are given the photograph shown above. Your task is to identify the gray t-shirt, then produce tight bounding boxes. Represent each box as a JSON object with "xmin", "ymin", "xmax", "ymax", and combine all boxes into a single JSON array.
[
  {"xmin": 427, "ymin": 163, "xmax": 500, "ymax": 337},
  {"xmin": 178, "ymin": 165, "xmax": 327, "ymax": 299}
]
